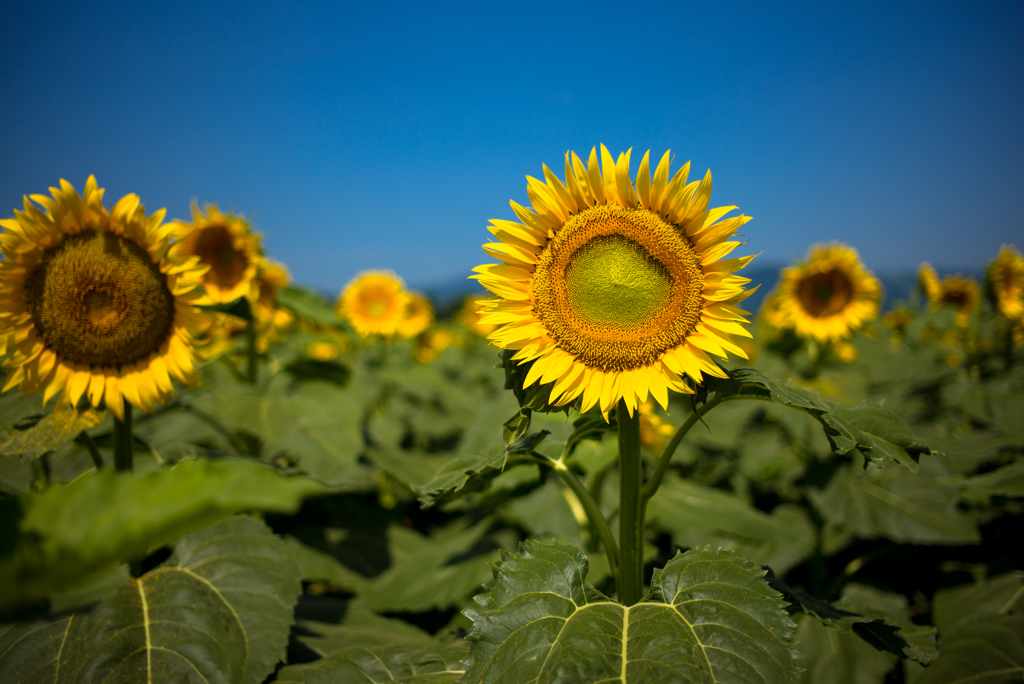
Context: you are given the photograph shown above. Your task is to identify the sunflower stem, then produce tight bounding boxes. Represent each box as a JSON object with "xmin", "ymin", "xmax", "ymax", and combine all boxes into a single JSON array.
[
  {"xmin": 246, "ymin": 317, "xmax": 258, "ymax": 383},
  {"xmin": 617, "ymin": 400, "xmax": 644, "ymax": 606},
  {"xmin": 78, "ymin": 431, "xmax": 104, "ymax": 470},
  {"xmin": 113, "ymin": 403, "xmax": 133, "ymax": 473}
]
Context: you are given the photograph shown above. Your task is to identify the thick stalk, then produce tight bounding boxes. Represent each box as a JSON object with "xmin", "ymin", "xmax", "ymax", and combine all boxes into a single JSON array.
[
  {"xmin": 551, "ymin": 460, "xmax": 619, "ymax": 578},
  {"xmin": 246, "ymin": 317, "xmax": 258, "ymax": 383},
  {"xmin": 113, "ymin": 402, "xmax": 133, "ymax": 473},
  {"xmin": 617, "ymin": 400, "xmax": 644, "ymax": 606}
]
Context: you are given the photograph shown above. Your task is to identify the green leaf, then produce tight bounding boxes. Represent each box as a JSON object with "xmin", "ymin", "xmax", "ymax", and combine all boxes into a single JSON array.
[
  {"xmin": 932, "ymin": 571, "xmax": 1024, "ymax": 639},
  {"xmin": 502, "ymin": 408, "xmax": 532, "ymax": 450},
  {"xmin": 354, "ymin": 519, "xmax": 499, "ymax": 613},
  {"xmin": 647, "ymin": 474, "xmax": 816, "ymax": 575},
  {"xmin": 277, "ymin": 285, "xmax": 346, "ymax": 327},
  {"xmin": 0, "ymin": 457, "xmax": 326, "ymax": 616},
  {"xmin": 955, "ymin": 460, "xmax": 1024, "ymax": 505},
  {"xmin": 808, "ymin": 461, "xmax": 980, "ymax": 545},
  {"xmin": 462, "ymin": 540, "xmax": 799, "ymax": 684},
  {"xmin": 0, "ymin": 516, "xmax": 302, "ymax": 684},
  {"xmin": 914, "ymin": 614, "xmax": 1024, "ymax": 684},
  {"xmin": 793, "ymin": 613, "xmax": 897, "ymax": 684},
  {"xmin": 197, "ymin": 294, "xmax": 254, "ymax": 321},
  {"xmin": 0, "ymin": 408, "xmax": 104, "ymax": 462},
  {"xmin": 708, "ymin": 369, "xmax": 931, "ymax": 470},
  {"xmin": 282, "ymin": 535, "xmax": 367, "ymax": 592},
  {"xmin": 274, "ymin": 644, "xmax": 468, "ymax": 683},
  {"xmin": 298, "ymin": 606, "xmax": 442, "ymax": 655}
]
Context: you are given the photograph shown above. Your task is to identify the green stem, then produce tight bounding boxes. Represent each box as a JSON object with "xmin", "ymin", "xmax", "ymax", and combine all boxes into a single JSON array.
[
  {"xmin": 78, "ymin": 431, "xmax": 104, "ymax": 470},
  {"xmin": 642, "ymin": 394, "xmax": 724, "ymax": 503},
  {"xmin": 246, "ymin": 317, "xmax": 258, "ymax": 383},
  {"xmin": 617, "ymin": 400, "xmax": 644, "ymax": 606},
  {"xmin": 551, "ymin": 460, "xmax": 619, "ymax": 578},
  {"xmin": 113, "ymin": 402, "xmax": 133, "ymax": 473}
]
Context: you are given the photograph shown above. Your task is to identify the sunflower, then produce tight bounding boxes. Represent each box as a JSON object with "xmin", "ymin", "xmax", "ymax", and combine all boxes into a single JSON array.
[
  {"xmin": 882, "ymin": 307, "xmax": 914, "ymax": 343},
  {"xmin": 919, "ymin": 263, "xmax": 979, "ymax": 326},
  {"xmin": 337, "ymin": 270, "xmax": 408, "ymax": 337},
  {"xmin": 638, "ymin": 400, "xmax": 675, "ymax": 452},
  {"xmin": 455, "ymin": 294, "xmax": 499, "ymax": 337},
  {"xmin": 0, "ymin": 177, "xmax": 208, "ymax": 420},
  {"xmin": 397, "ymin": 293, "xmax": 434, "ymax": 338},
  {"xmin": 774, "ymin": 244, "xmax": 881, "ymax": 342},
  {"xmin": 415, "ymin": 327, "xmax": 455, "ymax": 363},
  {"xmin": 170, "ymin": 202, "xmax": 265, "ymax": 304},
  {"xmin": 987, "ymin": 245, "xmax": 1024, "ymax": 324},
  {"xmin": 472, "ymin": 145, "xmax": 756, "ymax": 416}
]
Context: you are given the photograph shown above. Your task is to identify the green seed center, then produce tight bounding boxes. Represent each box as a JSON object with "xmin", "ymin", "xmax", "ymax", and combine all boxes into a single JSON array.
[{"xmin": 563, "ymin": 236, "xmax": 672, "ymax": 330}]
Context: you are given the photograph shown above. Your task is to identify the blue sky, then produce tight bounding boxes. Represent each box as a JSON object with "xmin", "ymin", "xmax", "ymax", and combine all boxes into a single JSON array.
[{"xmin": 2, "ymin": 1, "xmax": 1022, "ymax": 296}]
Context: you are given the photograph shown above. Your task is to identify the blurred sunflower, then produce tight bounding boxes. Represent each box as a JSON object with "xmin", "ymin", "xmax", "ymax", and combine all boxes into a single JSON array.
[
  {"xmin": 170, "ymin": 202, "xmax": 265, "ymax": 304},
  {"xmin": 919, "ymin": 263, "xmax": 979, "ymax": 326},
  {"xmin": 337, "ymin": 270, "xmax": 408, "ymax": 337},
  {"xmin": 455, "ymin": 294, "xmax": 499, "ymax": 337},
  {"xmin": 473, "ymin": 145, "xmax": 756, "ymax": 416},
  {"xmin": 415, "ymin": 327, "xmax": 455, "ymax": 363},
  {"xmin": 638, "ymin": 400, "xmax": 675, "ymax": 452},
  {"xmin": 0, "ymin": 177, "xmax": 207, "ymax": 420},
  {"xmin": 775, "ymin": 244, "xmax": 881, "ymax": 342},
  {"xmin": 882, "ymin": 307, "xmax": 914, "ymax": 343},
  {"xmin": 987, "ymin": 245, "xmax": 1024, "ymax": 324},
  {"xmin": 397, "ymin": 293, "xmax": 434, "ymax": 338}
]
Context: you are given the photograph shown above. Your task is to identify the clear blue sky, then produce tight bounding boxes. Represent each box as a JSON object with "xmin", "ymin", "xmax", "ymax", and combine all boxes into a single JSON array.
[{"xmin": 2, "ymin": 1, "xmax": 1022, "ymax": 295}]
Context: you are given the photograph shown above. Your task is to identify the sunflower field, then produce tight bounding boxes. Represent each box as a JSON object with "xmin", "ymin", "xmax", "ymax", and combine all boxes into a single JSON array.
[{"xmin": 0, "ymin": 150, "xmax": 1022, "ymax": 684}]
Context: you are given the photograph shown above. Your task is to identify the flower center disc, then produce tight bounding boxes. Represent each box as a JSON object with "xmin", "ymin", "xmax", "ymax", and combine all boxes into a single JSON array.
[
  {"xmin": 532, "ymin": 204, "xmax": 704, "ymax": 372},
  {"xmin": 798, "ymin": 269, "xmax": 854, "ymax": 317},
  {"xmin": 193, "ymin": 225, "xmax": 248, "ymax": 290},
  {"xmin": 25, "ymin": 230, "xmax": 176, "ymax": 367}
]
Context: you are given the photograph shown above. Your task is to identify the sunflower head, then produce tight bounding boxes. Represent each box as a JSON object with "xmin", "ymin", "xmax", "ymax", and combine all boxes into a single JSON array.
[
  {"xmin": 775, "ymin": 244, "xmax": 882, "ymax": 342},
  {"xmin": 473, "ymin": 145, "xmax": 757, "ymax": 417},
  {"xmin": 415, "ymin": 328, "xmax": 455, "ymax": 363},
  {"xmin": 337, "ymin": 270, "xmax": 408, "ymax": 337},
  {"xmin": 920, "ymin": 263, "xmax": 979, "ymax": 326},
  {"xmin": 397, "ymin": 293, "xmax": 434, "ymax": 339},
  {"xmin": 170, "ymin": 202, "xmax": 266, "ymax": 304},
  {"xmin": 0, "ymin": 177, "xmax": 207, "ymax": 420},
  {"xmin": 986, "ymin": 245, "xmax": 1024, "ymax": 323}
]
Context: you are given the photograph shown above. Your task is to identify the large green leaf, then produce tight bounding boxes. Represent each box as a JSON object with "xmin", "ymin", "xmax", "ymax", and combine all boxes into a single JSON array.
[
  {"xmin": 0, "ymin": 457, "xmax": 325, "ymax": 615},
  {"xmin": 298, "ymin": 607, "xmax": 442, "ymax": 655},
  {"xmin": 932, "ymin": 571, "xmax": 1024, "ymax": 639},
  {"xmin": 274, "ymin": 644, "xmax": 468, "ymax": 683},
  {"xmin": 0, "ymin": 516, "xmax": 301, "ymax": 684},
  {"xmin": 808, "ymin": 461, "xmax": 980, "ymax": 544},
  {"xmin": 461, "ymin": 540, "xmax": 799, "ymax": 683},
  {"xmin": 954, "ymin": 460, "xmax": 1024, "ymax": 505},
  {"xmin": 354, "ymin": 520, "xmax": 500, "ymax": 613},
  {"xmin": 915, "ymin": 614, "xmax": 1024, "ymax": 684},
  {"xmin": 647, "ymin": 474, "xmax": 815, "ymax": 574},
  {"xmin": 708, "ymin": 369, "xmax": 931, "ymax": 470}
]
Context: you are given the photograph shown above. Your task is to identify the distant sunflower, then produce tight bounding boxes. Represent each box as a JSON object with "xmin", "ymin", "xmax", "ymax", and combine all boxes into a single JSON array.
[
  {"xmin": 919, "ymin": 263, "xmax": 979, "ymax": 326},
  {"xmin": 415, "ymin": 328, "xmax": 455, "ymax": 363},
  {"xmin": 882, "ymin": 307, "xmax": 914, "ymax": 343},
  {"xmin": 171, "ymin": 203, "xmax": 265, "ymax": 304},
  {"xmin": 473, "ymin": 145, "xmax": 756, "ymax": 416},
  {"xmin": 337, "ymin": 270, "xmax": 408, "ymax": 337},
  {"xmin": 397, "ymin": 293, "xmax": 434, "ymax": 338},
  {"xmin": 638, "ymin": 400, "xmax": 675, "ymax": 452},
  {"xmin": 455, "ymin": 294, "xmax": 499, "ymax": 337},
  {"xmin": 0, "ymin": 177, "xmax": 207, "ymax": 420},
  {"xmin": 987, "ymin": 245, "xmax": 1024, "ymax": 324},
  {"xmin": 776, "ymin": 244, "xmax": 881, "ymax": 342}
]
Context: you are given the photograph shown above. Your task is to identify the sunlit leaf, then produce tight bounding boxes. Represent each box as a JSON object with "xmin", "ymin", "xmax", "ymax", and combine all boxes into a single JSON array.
[
  {"xmin": 0, "ymin": 408, "xmax": 104, "ymax": 462},
  {"xmin": 0, "ymin": 457, "xmax": 326, "ymax": 616}
]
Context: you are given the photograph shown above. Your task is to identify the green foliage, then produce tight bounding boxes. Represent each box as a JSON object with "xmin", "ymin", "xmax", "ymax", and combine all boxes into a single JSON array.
[
  {"xmin": 0, "ymin": 457, "xmax": 325, "ymax": 615},
  {"xmin": 0, "ymin": 408, "xmax": 104, "ymax": 462},
  {"xmin": 461, "ymin": 540, "xmax": 799, "ymax": 683},
  {"xmin": 274, "ymin": 644, "xmax": 468, "ymax": 683},
  {"xmin": 0, "ymin": 516, "xmax": 301, "ymax": 683}
]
